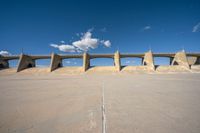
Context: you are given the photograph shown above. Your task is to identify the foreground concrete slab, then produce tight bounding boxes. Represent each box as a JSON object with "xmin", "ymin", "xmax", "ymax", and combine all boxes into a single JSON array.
[{"xmin": 0, "ymin": 73, "xmax": 200, "ymax": 133}]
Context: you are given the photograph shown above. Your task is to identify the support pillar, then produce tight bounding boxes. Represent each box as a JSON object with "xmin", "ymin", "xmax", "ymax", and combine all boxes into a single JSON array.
[
  {"xmin": 114, "ymin": 51, "xmax": 121, "ymax": 71},
  {"xmin": 50, "ymin": 53, "xmax": 62, "ymax": 72},
  {"xmin": 83, "ymin": 53, "xmax": 90, "ymax": 72},
  {"xmin": 171, "ymin": 51, "xmax": 190, "ymax": 69},
  {"xmin": 0, "ymin": 59, "xmax": 9, "ymax": 69},
  {"xmin": 17, "ymin": 54, "xmax": 35, "ymax": 72},
  {"xmin": 143, "ymin": 50, "xmax": 155, "ymax": 71}
]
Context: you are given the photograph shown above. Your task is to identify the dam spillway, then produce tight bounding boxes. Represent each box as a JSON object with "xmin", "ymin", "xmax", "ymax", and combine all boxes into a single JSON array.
[{"xmin": 0, "ymin": 50, "xmax": 200, "ymax": 73}]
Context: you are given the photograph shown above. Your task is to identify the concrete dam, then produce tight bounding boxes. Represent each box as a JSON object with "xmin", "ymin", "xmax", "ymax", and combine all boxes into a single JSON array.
[{"xmin": 0, "ymin": 50, "xmax": 200, "ymax": 73}]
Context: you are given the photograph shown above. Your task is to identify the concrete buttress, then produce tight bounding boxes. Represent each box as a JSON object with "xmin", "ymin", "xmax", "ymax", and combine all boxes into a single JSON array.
[
  {"xmin": 171, "ymin": 51, "xmax": 190, "ymax": 69},
  {"xmin": 83, "ymin": 53, "xmax": 90, "ymax": 72},
  {"xmin": 50, "ymin": 53, "xmax": 62, "ymax": 72},
  {"xmin": 143, "ymin": 51, "xmax": 155, "ymax": 71},
  {"xmin": 17, "ymin": 54, "xmax": 35, "ymax": 72},
  {"xmin": 114, "ymin": 51, "xmax": 121, "ymax": 71}
]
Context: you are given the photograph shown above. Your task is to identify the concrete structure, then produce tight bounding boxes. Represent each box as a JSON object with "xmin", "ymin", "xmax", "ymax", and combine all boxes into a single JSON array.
[
  {"xmin": 0, "ymin": 58, "xmax": 9, "ymax": 69},
  {"xmin": 83, "ymin": 53, "xmax": 90, "ymax": 72},
  {"xmin": 50, "ymin": 53, "xmax": 62, "ymax": 72},
  {"xmin": 114, "ymin": 51, "xmax": 121, "ymax": 71},
  {"xmin": 142, "ymin": 50, "xmax": 155, "ymax": 70},
  {"xmin": 171, "ymin": 51, "xmax": 190, "ymax": 69},
  {"xmin": 0, "ymin": 51, "xmax": 200, "ymax": 72},
  {"xmin": 17, "ymin": 54, "xmax": 36, "ymax": 72}
]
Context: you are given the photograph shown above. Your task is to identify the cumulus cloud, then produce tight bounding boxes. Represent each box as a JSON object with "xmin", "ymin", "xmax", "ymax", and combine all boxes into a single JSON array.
[
  {"xmin": 50, "ymin": 44, "xmax": 76, "ymax": 52},
  {"xmin": 0, "ymin": 50, "xmax": 11, "ymax": 56},
  {"xmin": 192, "ymin": 22, "xmax": 200, "ymax": 32},
  {"xmin": 50, "ymin": 29, "xmax": 111, "ymax": 52},
  {"xmin": 72, "ymin": 31, "xmax": 99, "ymax": 51}
]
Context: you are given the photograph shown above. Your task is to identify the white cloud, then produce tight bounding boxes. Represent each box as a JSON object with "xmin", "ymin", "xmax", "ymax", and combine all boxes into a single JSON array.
[
  {"xmin": 101, "ymin": 40, "xmax": 111, "ymax": 47},
  {"xmin": 50, "ymin": 44, "xmax": 76, "ymax": 52},
  {"xmin": 142, "ymin": 26, "xmax": 151, "ymax": 31},
  {"xmin": 72, "ymin": 31, "xmax": 99, "ymax": 51},
  {"xmin": 0, "ymin": 50, "xmax": 11, "ymax": 56},
  {"xmin": 50, "ymin": 29, "xmax": 112, "ymax": 52},
  {"xmin": 192, "ymin": 22, "xmax": 200, "ymax": 32}
]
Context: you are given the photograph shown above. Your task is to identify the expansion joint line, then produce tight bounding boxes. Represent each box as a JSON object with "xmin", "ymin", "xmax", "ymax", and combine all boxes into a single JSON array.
[{"xmin": 102, "ymin": 82, "xmax": 106, "ymax": 133}]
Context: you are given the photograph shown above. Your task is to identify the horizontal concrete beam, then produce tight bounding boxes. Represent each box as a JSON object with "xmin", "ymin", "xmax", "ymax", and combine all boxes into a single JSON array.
[
  {"xmin": 0, "ymin": 55, "xmax": 19, "ymax": 60},
  {"xmin": 1, "ymin": 53, "xmax": 200, "ymax": 61},
  {"xmin": 120, "ymin": 54, "xmax": 144, "ymax": 58},
  {"xmin": 89, "ymin": 54, "xmax": 114, "ymax": 59},
  {"xmin": 60, "ymin": 54, "xmax": 83, "ymax": 59}
]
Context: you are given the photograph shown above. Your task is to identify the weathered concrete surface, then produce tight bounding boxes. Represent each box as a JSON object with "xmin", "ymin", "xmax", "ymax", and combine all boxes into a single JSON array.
[
  {"xmin": 114, "ymin": 51, "xmax": 121, "ymax": 71},
  {"xmin": 187, "ymin": 56, "xmax": 200, "ymax": 65},
  {"xmin": 171, "ymin": 51, "xmax": 190, "ymax": 69},
  {"xmin": 83, "ymin": 53, "xmax": 90, "ymax": 72},
  {"xmin": 50, "ymin": 53, "xmax": 62, "ymax": 72},
  {"xmin": 0, "ymin": 73, "xmax": 200, "ymax": 133},
  {"xmin": 143, "ymin": 51, "xmax": 155, "ymax": 71},
  {"xmin": 17, "ymin": 54, "xmax": 35, "ymax": 72}
]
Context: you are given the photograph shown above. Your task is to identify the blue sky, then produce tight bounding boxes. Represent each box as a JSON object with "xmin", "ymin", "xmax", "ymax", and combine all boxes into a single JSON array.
[{"xmin": 0, "ymin": 0, "xmax": 200, "ymax": 66}]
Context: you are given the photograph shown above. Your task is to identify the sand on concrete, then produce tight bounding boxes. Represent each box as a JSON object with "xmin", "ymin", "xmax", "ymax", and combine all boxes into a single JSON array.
[{"xmin": 0, "ymin": 70, "xmax": 200, "ymax": 133}]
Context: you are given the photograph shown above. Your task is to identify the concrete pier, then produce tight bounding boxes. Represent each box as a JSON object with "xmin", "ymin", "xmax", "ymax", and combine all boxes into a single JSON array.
[
  {"xmin": 50, "ymin": 53, "xmax": 62, "ymax": 72},
  {"xmin": 171, "ymin": 51, "xmax": 190, "ymax": 69},
  {"xmin": 17, "ymin": 54, "xmax": 35, "ymax": 72},
  {"xmin": 83, "ymin": 53, "xmax": 90, "ymax": 72},
  {"xmin": 143, "ymin": 51, "xmax": 155, "ymax": 71},
  {"xmin": 114, "ymin": 51, "xmax": 121, "ymax": 71}
]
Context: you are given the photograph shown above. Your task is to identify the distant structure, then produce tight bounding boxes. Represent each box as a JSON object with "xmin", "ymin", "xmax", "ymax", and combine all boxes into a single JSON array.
[{"xmin": 0, "ymin": 50, "xmax": 200, "ymax": 72}]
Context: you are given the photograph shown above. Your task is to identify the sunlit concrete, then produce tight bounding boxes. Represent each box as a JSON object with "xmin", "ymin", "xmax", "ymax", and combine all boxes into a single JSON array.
[{"xmin": 0, "ymin": 73, "xmax": 200, "ymax": 133}]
